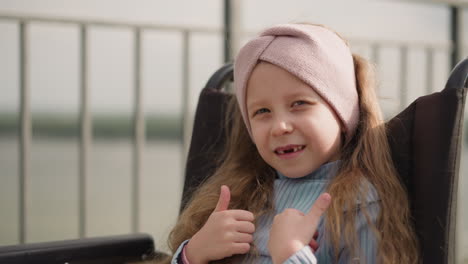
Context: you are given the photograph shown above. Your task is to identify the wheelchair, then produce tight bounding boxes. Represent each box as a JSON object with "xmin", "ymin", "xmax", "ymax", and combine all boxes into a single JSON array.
[{"xmin": 1, "ymin": 58, "xmax": 467, "ymax": 264}]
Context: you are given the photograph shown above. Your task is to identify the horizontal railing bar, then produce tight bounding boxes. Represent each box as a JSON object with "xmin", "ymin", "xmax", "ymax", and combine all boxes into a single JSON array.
[
  {"xmin": 241, "ymin": 31, "xmax": 453, "ymax": 51},
  {"xmin": 0, "ymin": 12, "xmax": 458, "ymax": 51},
  {"xmin": 349, "ymin": 38, "xmax": 452, "ymax": 50},
  {"xmin": 0, "ymin": 12, "xmax": 222, "ymax": 34}
]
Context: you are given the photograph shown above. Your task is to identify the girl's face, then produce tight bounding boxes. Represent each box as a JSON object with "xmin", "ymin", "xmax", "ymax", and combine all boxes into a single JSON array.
[{"xmin": 246, "ymin": 62, "xmax": 342, "ymax": 178}]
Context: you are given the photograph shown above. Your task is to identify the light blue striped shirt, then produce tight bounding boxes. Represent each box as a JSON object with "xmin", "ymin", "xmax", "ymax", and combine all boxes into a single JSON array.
[{"xmin": 173, "ymin": 161, "xmax": 380, "ymax": 263}]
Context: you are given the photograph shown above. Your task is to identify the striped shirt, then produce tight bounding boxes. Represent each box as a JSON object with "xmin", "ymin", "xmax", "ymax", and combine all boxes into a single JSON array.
[{"xmin": 173, "ymin": 161, "xmax": 380, "ymax": 263}]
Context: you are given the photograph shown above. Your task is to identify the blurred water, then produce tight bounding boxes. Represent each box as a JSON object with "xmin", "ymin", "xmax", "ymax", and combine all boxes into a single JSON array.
[{"xmin": 0, "ymin": 136, "xmax": 467, "ymax": 261}]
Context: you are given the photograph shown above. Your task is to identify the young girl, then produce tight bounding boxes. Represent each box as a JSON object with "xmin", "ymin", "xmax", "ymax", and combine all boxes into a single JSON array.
[{"xmin": 165, "ymin": 23, "xmax": 419, "ymax": 263}]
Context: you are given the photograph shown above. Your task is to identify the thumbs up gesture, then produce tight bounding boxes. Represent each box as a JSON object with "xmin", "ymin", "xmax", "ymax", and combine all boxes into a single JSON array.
[
  {"xmin": 268, "ymin": 193, "xmax": 332, "ymax": 264},
  {"xmin": 185, "ymin": 185, "xmax": 256, "ymax": 264}
]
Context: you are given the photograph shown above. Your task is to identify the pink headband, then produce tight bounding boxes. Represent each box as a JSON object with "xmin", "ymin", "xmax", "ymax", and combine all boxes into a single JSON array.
[{"xmin": 234, "ymin": 24, "xmax": 359, "ymax": 142}]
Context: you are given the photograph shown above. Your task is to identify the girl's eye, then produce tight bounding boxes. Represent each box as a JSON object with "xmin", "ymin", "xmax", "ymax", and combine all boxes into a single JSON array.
[
  {"xmin": 254, "ymin": 108, "xmax": 270, "ymax": 116},
  {"xmin": 292, "ymin": 100, "xmax": 307, "ymax": 107}
]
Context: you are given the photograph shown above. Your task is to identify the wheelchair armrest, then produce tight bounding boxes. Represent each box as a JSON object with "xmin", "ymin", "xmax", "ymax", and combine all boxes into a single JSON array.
[{"xmin": 0, "ymin": 233, "xmax": 158, "ymax": 264}]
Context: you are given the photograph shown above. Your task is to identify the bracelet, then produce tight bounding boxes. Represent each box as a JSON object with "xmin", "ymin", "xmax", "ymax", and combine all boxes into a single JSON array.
[{"xmin": 182, "ymin": 244, "xmax": 191, "ymax": 264}]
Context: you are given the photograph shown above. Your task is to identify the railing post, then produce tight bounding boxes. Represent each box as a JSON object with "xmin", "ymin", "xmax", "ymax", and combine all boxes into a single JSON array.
[
  {"xmin": 399, "ymin": 45, "xmax": 408, "ymax": 110},
  {"xmin": 425, "ymin": 47, "xmax": 434, "ymax": 95},
  {"xmin": 132, "ymin": 28, "xmax": 144, "ymax": 233},
  {"xmin": 78, "ymin": 24, "xmax": 91, "ymax": 238},
  {"xmin": 18, "ymin": 21, "xmax": 31, "ymax": 244},
  {"xmin": 450, "ymin": 6, "xmax": 461, "ymax": 69},
  {"xmin": 181, "ymin": 31, "xmax": 191, "ymax": 161},
  {"xmin": 223, "ymin": 0, "xmax": 232, "ymax": 63},
  {"xmin": 370, "ymin": 43, "xmax": 380, "ymax": 66}
]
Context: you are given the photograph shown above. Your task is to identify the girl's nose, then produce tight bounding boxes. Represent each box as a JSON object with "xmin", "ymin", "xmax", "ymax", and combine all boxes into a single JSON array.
[{"xmin": 271, "ymin": 118, "xmax": 293, "ymax": 137}]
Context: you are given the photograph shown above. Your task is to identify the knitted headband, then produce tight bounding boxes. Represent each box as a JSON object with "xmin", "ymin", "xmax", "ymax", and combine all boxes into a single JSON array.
[{"xmin": 234, "ymin": 24, "xmax": 359, "ymax": 142}]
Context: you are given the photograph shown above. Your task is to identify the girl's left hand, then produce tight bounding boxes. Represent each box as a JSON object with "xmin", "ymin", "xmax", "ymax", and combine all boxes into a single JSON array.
[{"xmin": 268, "ymin": 193, "xmax": 331, "ymax": 264}]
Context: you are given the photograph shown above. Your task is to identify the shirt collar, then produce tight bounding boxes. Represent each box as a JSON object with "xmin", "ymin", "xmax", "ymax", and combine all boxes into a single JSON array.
[{"xmin": 276, "ymin": 160, "xmax": 342, "ymax": 181}]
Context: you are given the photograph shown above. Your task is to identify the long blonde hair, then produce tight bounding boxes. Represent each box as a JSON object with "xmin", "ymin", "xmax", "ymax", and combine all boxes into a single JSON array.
[
  {"xmin": 163, "ymin": 28, "xmax": 419, "ymax": 264},
  {"xmin": 324, "ymin": 54, "xmax": 419, "ymax": 263}
]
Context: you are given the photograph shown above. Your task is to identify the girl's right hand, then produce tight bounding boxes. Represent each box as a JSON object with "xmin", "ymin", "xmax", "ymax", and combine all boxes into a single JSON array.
[{"xmin": 185, "ymin": 185, "xmax": 255, "ymax": 264}]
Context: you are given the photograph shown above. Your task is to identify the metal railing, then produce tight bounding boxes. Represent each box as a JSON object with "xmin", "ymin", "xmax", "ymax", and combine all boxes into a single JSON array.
[
  {"xmin": 0, "ymin": 12, "xmax": 222, "ymax": 243},
  {"xmin": 0, "ymin": 12, "xmax": 464, "ymax": 244},
  {"xmin": 348, "ymin": 38, "xmax": 457, "ymax": 110}
]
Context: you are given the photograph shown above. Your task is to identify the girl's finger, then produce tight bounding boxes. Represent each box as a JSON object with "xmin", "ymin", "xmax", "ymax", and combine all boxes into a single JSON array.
[
  {"xmin": 309, "ymin": 239, "xmax": 319, "ymax": 252},
  {"xmin": 230, "ymin": 243, "xmax": 251, "ymax": 255},
  {"xmin": 313, "ymin": 231, "xmax": 319, "ymax": 239},
  {"xmin": 236, "ymin": 221, "xmax": 255, "ymax": 233},
  {"xmin": 227, "ymin": 209, "xmax": 255, "ymax": 221},
  {"xmin": 233, "ymin": 232, "xmax": 253, "ymax": 243},
  {"xmin": 214, "ymin": 185, "xmax": 231, "ymax": 212},
  {"xmin": 306, "ymin": 193, "xmax": 331, "ymax": 226}
]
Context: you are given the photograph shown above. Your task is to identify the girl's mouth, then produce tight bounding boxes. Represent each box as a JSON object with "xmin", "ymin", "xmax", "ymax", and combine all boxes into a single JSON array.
[{"xmin": 274, "ymin": 145, "xmax": 306, "ymax": 155}]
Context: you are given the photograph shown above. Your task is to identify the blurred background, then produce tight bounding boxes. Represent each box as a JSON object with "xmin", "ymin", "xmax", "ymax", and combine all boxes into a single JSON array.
[{"xmin": 0, "ymin": 0, "xmax": 467, "ymax": 263}]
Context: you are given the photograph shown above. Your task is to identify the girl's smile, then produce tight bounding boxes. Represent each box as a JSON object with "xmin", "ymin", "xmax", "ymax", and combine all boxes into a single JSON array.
[{"xmin": 274, "ymin": 144, "xmax": 306, "ymax": 159}]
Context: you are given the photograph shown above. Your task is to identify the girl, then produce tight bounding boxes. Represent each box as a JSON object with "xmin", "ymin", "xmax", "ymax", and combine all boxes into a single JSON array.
[{"xmin": 165, "ymin": 23, "xmax": 419, "ymax": 263}]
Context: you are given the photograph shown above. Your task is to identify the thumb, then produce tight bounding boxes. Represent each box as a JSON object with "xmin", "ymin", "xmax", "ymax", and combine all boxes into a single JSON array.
[
  {"xmin": 306, "ymin": 193, "xmax": 332, "ymax": 225},
  {"xmin": 214, "ymin": 185, "xmax": 230, "ymax": 212}
]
